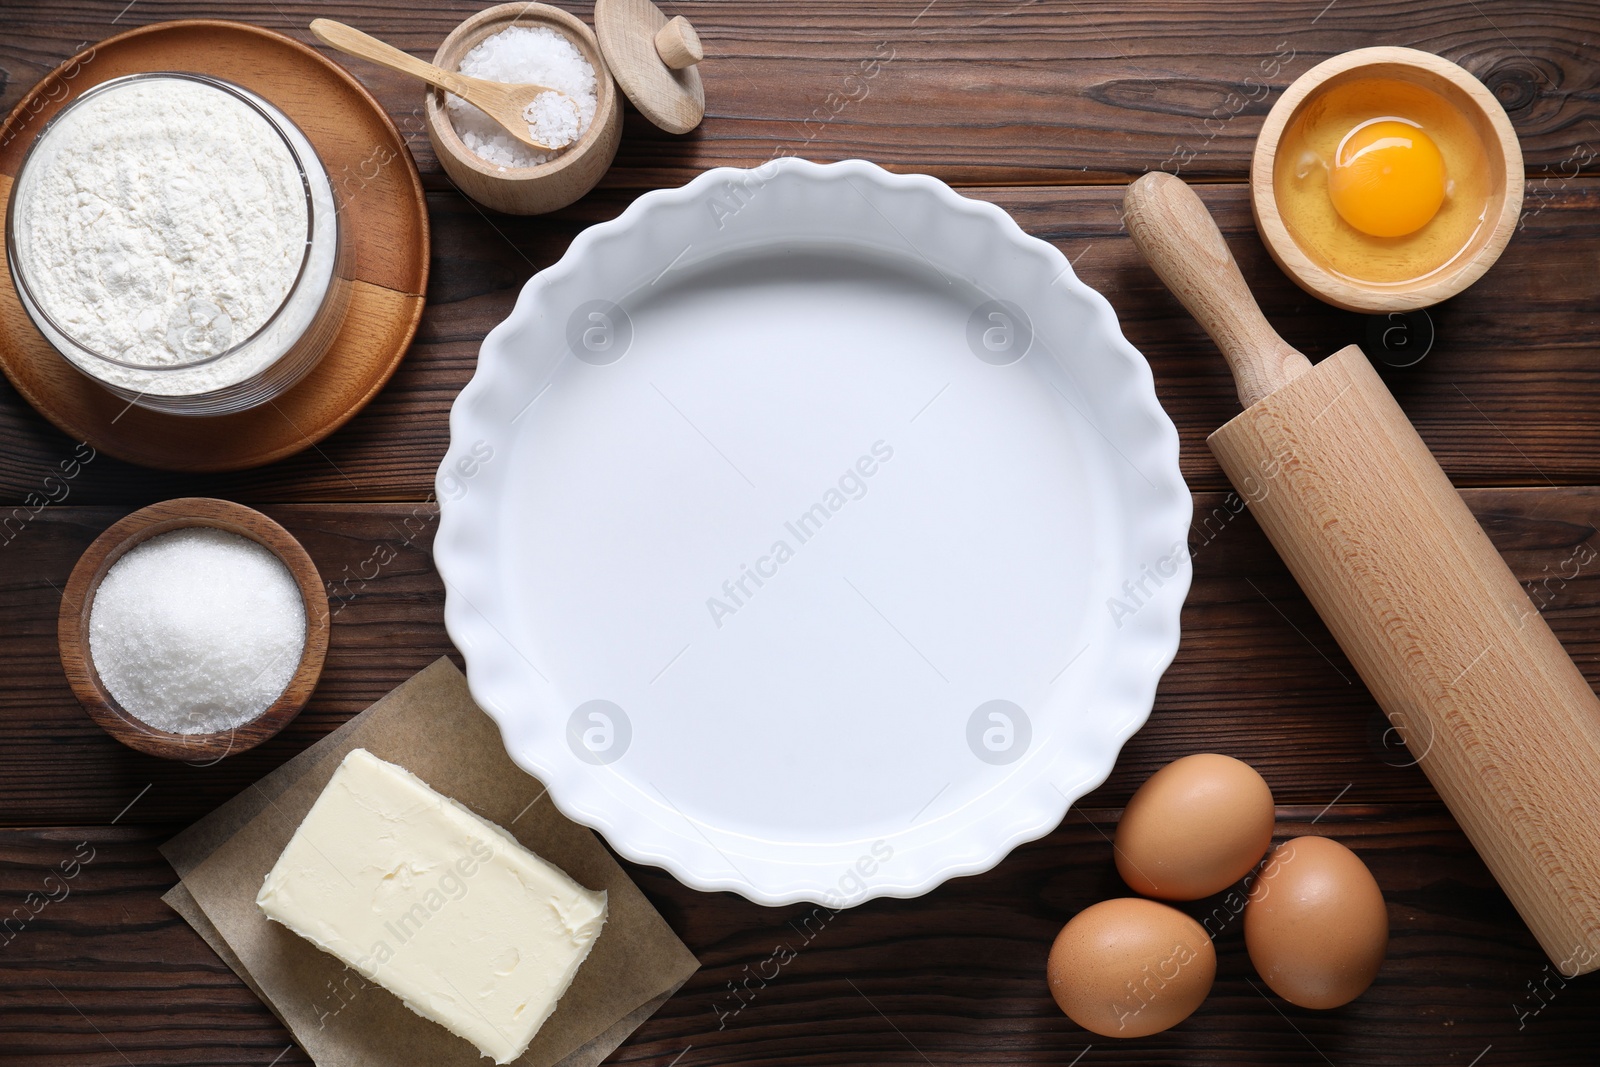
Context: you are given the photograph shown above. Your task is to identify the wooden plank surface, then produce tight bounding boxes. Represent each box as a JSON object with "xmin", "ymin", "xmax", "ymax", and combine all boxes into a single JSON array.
[
  {"xmin": 5, "ymin": 0, "xmax": 1600, "ymax": 1064},
  {"xmin": 4, "ymin": 1, "xmax": 1600, "ymax": 187},
  {"xmin": 4, "ymin": 490, "xmax": 1599, "ymax": 823},
  {"xmin": 2, "ymin": 180, "xmax": 1600, "ymax": 503},
  {"xmin": 3, "ymin": 810, "xmax": 1596, "ymax": 1066}
]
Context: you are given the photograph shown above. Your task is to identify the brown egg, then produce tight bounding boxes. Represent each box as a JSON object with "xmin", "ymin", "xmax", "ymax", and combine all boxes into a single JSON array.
[
  {"xmin": 1114, "ymin": 753, "xmax": 1276, "ymax": 900},
  {"xmin": 1046, "ymin": 897, "xmax": 1216, "ymax": 1038},
  {"xmin": 1244, "ymin": 836, "xmax": 1388, "ymax": 1009}
]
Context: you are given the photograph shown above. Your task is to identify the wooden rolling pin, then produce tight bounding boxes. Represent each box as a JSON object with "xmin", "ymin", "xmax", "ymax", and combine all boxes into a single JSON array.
[{"xmin": 1124, "ymin": 171, "xmax": 1600, "ymax": 975}]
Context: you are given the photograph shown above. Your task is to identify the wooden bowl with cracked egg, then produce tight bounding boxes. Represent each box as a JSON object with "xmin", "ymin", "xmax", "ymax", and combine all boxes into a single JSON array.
[{"xmin": 1251, "ymin": 46, "xmax": 1524, "ymax": 313}]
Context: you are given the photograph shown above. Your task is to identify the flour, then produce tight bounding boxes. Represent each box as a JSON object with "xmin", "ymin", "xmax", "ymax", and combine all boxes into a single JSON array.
[{"xmin": 11, "ymin": 75, "xmax": 340, "ymax": 400}]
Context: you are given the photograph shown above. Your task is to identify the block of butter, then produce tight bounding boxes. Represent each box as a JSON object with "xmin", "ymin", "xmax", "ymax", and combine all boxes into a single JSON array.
[{"xmin": 256, "ymin": 748, "xmax": 607, "ymax": 1063}]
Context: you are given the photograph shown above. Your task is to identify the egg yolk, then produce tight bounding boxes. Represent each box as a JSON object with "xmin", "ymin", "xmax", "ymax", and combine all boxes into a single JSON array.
[{"xmin": 1327, "ymin": 119, "xmax": 1447, "ymax": 238}]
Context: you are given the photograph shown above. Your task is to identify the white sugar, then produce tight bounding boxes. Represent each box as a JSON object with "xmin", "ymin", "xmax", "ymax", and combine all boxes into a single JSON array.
[
  {"xmin": 88, "ymin": 527, "xmax": 307, "ymax": 735},
  {"xmin": 447, "ymin": 25, "xmax": 598, "ymax": 170}
]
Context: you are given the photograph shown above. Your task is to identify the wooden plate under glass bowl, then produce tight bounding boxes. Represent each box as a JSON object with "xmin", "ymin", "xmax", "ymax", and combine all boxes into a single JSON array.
[
  {"xmin": 0, "ymin": 20, "xmax": 429, "ymax": 472},
  {"xmin": 58, "ymin": 498, "xmax": 330, "ymax": 762}
]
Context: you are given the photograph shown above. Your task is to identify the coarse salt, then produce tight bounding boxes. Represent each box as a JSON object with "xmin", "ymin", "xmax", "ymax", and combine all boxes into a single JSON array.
[
  {"xmin": 522, "ymin": 91, "xmax": 582, "ymax": 150},
  {"xmin": 447, "ymin": 25, "xmax": 598, "ymax": 170},
  {"xmin": 88, "ymin": 527, "xmax": 307, "ymax": 735}
]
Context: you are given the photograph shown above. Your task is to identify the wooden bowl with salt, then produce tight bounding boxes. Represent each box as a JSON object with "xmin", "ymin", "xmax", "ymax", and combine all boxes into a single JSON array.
[
  {"xmin": 58, "ymin": 498, "xmax": 329, "ymax": 762},
  {"xmin": 420, "ymin": 0, "xmax": 706, "ymax": 215},
  {"xmin": 424, "ymin": 4, "xmax": 623, "ymax": 215}
]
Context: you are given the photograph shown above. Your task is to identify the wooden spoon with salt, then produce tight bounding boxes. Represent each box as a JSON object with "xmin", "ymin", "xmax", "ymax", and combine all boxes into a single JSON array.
[{"xmin": 310, "ymin": 19, "xmax": 579, "ymax": 151}]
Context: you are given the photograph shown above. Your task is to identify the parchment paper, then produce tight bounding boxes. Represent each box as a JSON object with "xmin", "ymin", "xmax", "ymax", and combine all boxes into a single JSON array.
[{"xmin": 161, "ymin": 658, "xmax": 698, "ymax": 1067}]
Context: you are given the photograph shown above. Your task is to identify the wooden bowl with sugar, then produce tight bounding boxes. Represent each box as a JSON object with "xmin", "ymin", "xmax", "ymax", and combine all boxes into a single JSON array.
[
  {"xmin": 424, "ymin": 4, "xmax": 623, "ymax": 215},
  {"xmin": 58, "ymin": 498, "xmax": 329, "ymax": 762}
]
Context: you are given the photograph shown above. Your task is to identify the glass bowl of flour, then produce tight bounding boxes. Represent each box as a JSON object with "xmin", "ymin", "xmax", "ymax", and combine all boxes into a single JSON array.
[{"xmin": 5, "ymin": 73, "xmax": 349, "ymax": 416}]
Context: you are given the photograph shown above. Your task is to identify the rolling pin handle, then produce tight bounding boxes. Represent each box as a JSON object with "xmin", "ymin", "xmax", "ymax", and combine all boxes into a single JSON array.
[{"xmin": 1123, "ymin": 172, "xmax": 1313, "ymax": 409}]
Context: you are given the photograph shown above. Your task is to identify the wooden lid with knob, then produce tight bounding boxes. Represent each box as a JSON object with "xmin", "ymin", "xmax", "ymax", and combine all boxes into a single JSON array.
[
  {"xmin": 594, "ymin": 0, "xmax": 705, "ymax": 134},
  {"xmin": 654, "ymin": 16, "xmax": 702, "ymax": 70}
]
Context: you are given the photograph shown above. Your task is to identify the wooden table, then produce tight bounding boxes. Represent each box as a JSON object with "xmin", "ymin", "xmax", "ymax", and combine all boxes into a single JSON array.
[{"xmin": 3, "ymin": 2, "xmax": 1598, "ymax": 1063}]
